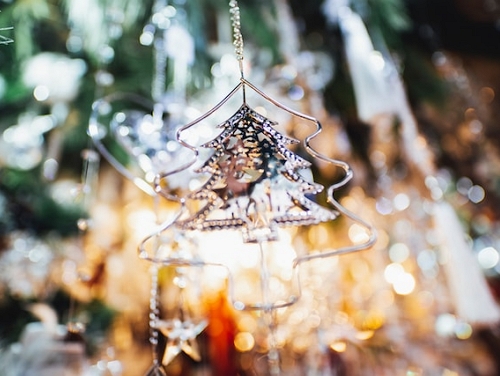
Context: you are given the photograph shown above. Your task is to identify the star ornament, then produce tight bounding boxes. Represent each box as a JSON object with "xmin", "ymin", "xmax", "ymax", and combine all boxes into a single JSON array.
[
  {"xmin": 144, "ymin": 363, "xmax": 167, "ymax": 376},
  {"xmin": 154, "ymin": 318, "xmax": 208, "ymax": 366}
]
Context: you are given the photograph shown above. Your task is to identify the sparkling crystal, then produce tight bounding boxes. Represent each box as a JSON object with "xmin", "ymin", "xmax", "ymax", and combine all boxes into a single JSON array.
[{"xmin": 179, "ymin": 104, "xmax": 338, "ymax": 242}]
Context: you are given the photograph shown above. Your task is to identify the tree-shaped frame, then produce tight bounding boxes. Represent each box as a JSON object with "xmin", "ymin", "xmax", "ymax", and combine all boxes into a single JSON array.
[{"xmin": 153, "ymin": 76, "xmax": 377, "ymax": 266}]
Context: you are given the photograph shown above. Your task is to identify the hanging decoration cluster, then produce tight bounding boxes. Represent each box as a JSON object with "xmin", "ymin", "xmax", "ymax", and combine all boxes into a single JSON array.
[{"xmin": 87, "ymin": 0, "xmax": 375, "ymax": 373}]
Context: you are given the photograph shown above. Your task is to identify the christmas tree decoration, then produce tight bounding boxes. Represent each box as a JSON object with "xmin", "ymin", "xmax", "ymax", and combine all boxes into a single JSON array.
[
  {"xmin": 165, "ymin": 0, "xmax": 375, "ymax": 258},
  {"xmin": 144, "ymin": 2, "xmax": 375, "ymax": 373},
  {"xmin": 177, "ymin": 103, "xmax": 338, "ymax": 242}
]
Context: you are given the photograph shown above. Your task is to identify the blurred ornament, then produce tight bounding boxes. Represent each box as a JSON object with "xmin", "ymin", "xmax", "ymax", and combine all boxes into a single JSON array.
[
  {"xmin": 332, "ymin": 6, "xmax": 435, "ymax": 178},
  {"xmin": 0, "ymin": 114, "xmax": 57, "ymax": 170},
  {"xmin": 89, "ymin": 93, "xmax": 198, "ymax": 197},
  {"xmin": 333, "ymin": 6, "xmax": 395, "ymax": 121},
  {"xmin": 0, "ymin": 318, "xmax": 92, "ymax": 376},
  {"xmin": 156, "ymin": 317, "xmax": 207, "ymax": 365},
  {"xmin": 22, "ymin": 52, "xmax": 87, "ymax": 104},
  {"xmin": 0, "ymin": 232, "xmax": 54, "ymax": 299},
  {"xmin": 205, "ymin": 291, "xmax": 237, "ymax": 376},
  {"xmin": 64, "ymin": 0, "xmax": 143, "ymax": 59},
  {"xmin": 433, "ymin": 201, "xmax": 500, "ymax": 326},
  {"xmin": 89, "ymin": 0, "xmax": 200, "ymax": 199}
]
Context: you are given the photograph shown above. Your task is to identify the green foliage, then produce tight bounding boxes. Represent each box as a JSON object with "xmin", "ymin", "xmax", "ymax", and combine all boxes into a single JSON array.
[
  {"xmin": 364, "ymin": 0, "xmax": 412, "ymax": 41},
  {"xmin": 0, "ymin": 294, "xmax": 37, "ymax": 346},
  {"xmin": 400, "ymin": 46, "xmax": 450, "ymax": 107},
  {"xmin": 350, "ymin": 0, "xmax": 411, "ymax": 32},
  {"xmin": 238, "ymin": 2, "xmax": 281, "ymax": 65},
  {"xmin": 2, "ymin": 0, "xmax": 54, "ymax": 60},
  {"xmin": 0, "ymin": 289, "xmax": 116, "ymax": 355},
  {"xmin": 0, "ymin": 168, "xmax": 84, "ymax": 237},
  {"xmin": 49, "ymin": 290, "xmax": 117, "ymax": 355}
]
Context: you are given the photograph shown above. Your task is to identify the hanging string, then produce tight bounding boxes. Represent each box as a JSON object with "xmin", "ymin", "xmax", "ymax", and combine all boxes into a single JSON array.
[
  {"xmin": 229, "ymin": 0, "xmax": 244, "ymax": 78},
  {"xmin": 258, "ymin": 241, "xmax": 281, "ymax": 375},
  {"xmin": 151, "ymin": 26, "xmax": 167, "ymax": 104},
  {"xmin": 149, "ymin": 264, "xmax": 162, "ymax": 368},
  {"xmin": 228, "ymin": 0, "xmax": 249, "ymax": 103}
]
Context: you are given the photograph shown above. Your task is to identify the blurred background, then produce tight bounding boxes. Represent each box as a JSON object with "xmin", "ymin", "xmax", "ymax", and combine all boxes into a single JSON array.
[{"xmin": 1, "ymin": 0, "xmax": 500, "ymax": 374}]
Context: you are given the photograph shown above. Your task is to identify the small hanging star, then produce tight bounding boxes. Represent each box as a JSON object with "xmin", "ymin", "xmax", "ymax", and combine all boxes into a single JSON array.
[{"xmin": 154, "ymin": 318, "xmax": 208, "ymax": 366}]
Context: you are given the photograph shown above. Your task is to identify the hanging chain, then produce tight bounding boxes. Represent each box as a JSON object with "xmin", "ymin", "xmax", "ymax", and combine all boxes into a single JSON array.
[
  {"xmin": 149, "ymin": 263, "xmax": 161, "ymax": 366},
  {"xmin": 229, "ymin": 0, "xmax": 245, "ymax": 78}
]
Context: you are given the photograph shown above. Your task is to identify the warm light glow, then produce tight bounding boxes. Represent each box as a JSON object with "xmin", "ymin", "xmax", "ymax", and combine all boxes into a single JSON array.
[
  {"xmin": 348, "ymin": 223, "xmax": 370, "ymax": 244},
  {"xmin": 334, "ymin": 311, "xmax": 350, "ymax": 326},
  {"xmin": 385, "ymin": 262, "xmax": 416, "ymax": 295},
  {"xmin": 288, "ymin": 309, "xmax": 306, "ymax": 326},
  {"xmin": 415, "ymin": 135, "xmax": 428, "ymax": 149},
  {"xmin": 330, "ymin": 341, "xmax": 347, "ymax": 352},
  {"xmin": 234, "ymin": 332, "xmax": 255, "ymax": 352},
  {"xmin": 126, "ymin": 209, "xmax": 157, "ymax": 238},
  {"xmin": 376, "ymin": 289, "xmax": 395, "ymax": 309},
  {"xmin": 292, "ymin": 336, "xmax": 313, "ymax": 353},
  {"xmin": 384, "ymin": 263, "xmax": 405, "ymax": 284},
  {"xmin": 355, "ymin": 330, "xmax": 375, "ymax": 340},
  {"xmin": 455, "ymin": 322, "xmax": 472, "ymax": 340},
  {"xmin": 479, "ymin": 86, "xmax": 495, "ymax": 104},
  {"xmin": 349, "ymin": 259, "xmax": 370, "ymax": 281},
  {"xmin": 392, "ymin": 272, "xmax": 415, "ymax": 295},
  {"xmin": 362, "ymin": 310, "xmax": 385, "ymax": 330},
  {"xmin": 308, "ymin": 225, "xmax": 330, "ymax": 246}
]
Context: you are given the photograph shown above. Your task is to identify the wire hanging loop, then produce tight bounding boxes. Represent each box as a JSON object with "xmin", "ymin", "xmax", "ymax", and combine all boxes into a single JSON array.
[{"xmin": 229, "ymin": 0, "xmax": 245, "ymax": 79}]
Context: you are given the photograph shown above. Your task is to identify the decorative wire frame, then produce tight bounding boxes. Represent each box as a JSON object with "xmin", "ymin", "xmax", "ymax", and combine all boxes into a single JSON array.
[
  {"xmin": 88, "ymin": 92, "xmax": 198, "ymax": 199},
  {"xmin": 88, "ymin": 89, "xmax": 204, "ymax": 373},
  {"xmin": 148, "ymin": 0, "xmax": 377, "ymax": 311},
  {"xmin": 88, "ymin": 92, "xmax": 159, "ymax": 197},
  {"xmin": 89, "ymin": 0, "xmax": 377, "ymax": 373}
]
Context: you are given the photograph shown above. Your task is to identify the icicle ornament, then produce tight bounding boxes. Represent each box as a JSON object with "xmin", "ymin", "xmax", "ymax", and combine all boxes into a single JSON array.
[{"xmin": 434, "ymin": 201, "xmax": 500, "ymax": 326}]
